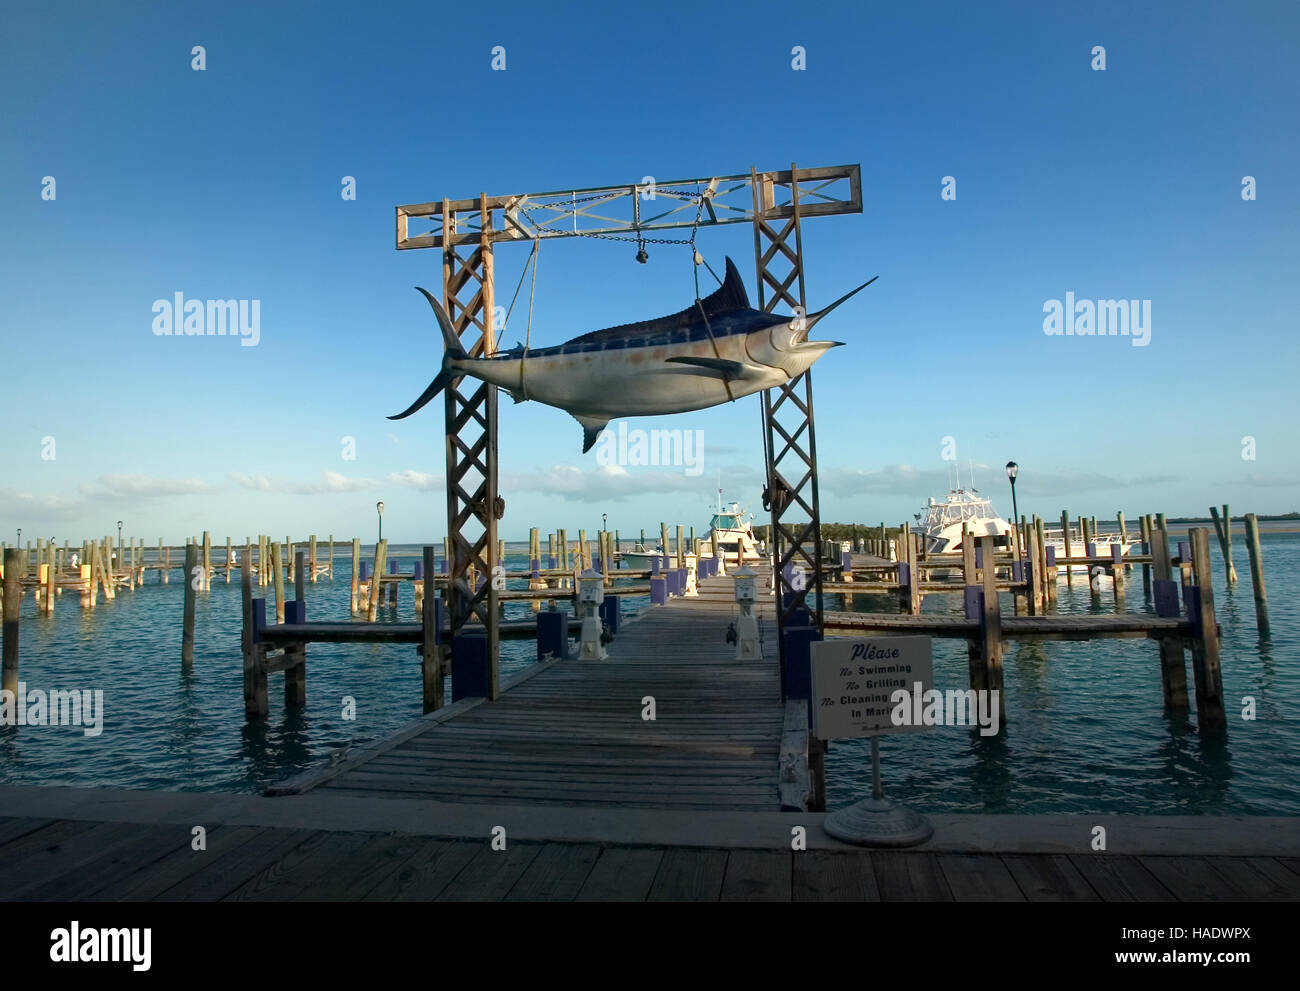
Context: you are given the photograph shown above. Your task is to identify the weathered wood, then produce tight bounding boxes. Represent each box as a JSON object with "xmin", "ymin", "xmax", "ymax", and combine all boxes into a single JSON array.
[
  {"xmin": 272, "ymin": 541, "xmax": 285, "ymax": 624},
  {"xmin": 182, "ymin": 543, "xmax": 198, "ymax": 668},
  {"xmin": 1187, "ymin": 528, "xmax": 1225, "ymax": 734},
  {"xmin": 1059, "ymin": 510, "xmax": 1072, "ymax": 585},
  {"xmin": 350, "ymin": 537, "xmax": 361, "ymax": 615},
  {"xmin": 779, "ymin": 700, "xmax": 810, "ymax": 811},
  {"xmin": 2, "ymin": 548, "xmax": 19, "ymax": 695},
  {"xmin": 1244, "ymin": 513, "xmax": 1269, "ymax": 635},
  {"xmin": 422, "ymin": 545, "xmax": 442, "ymax": 713},
  {"xmin": 1209, "ymin": 504, "xmax": 1238, "ymax": 585},
  {"xmin": 981, "ymin": 535, "xmax": 1003, "ymax": 719}
]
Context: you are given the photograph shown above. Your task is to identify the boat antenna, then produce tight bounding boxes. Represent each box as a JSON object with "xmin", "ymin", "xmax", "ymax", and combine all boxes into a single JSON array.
[{"xmin": 955, "ymin": 459, "xmax": 961, "ymax": 492}]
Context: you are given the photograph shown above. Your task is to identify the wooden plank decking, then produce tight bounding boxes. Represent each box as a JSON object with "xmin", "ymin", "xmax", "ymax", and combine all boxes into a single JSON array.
[
  {"xmin": 2, "ymin": 813, "xmax": 1298, "ymax": 901},
  {"xmin": 274, "ymin": 568, "xmax": 786, "ymax": 810}
]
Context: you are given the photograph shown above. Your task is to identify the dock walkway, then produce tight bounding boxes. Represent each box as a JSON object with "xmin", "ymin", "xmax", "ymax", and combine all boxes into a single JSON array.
[{"xmin": 271, "ymin": 568, "xmax": 785, "ymax": 810}]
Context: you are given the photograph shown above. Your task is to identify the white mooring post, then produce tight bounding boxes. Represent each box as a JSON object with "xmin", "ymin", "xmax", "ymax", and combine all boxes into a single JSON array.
[
  {"xmin": 733, "ymin": 564, "xmax": 759, "ymax": 660},
  {"xmin": 576, "ymin": 568, "xmax": 607, "ymax": 660}
]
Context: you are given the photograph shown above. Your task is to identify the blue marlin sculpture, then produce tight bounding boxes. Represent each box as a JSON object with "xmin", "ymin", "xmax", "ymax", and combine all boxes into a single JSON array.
[{"xmin": 389, "ymin": 257, "xmax": 876, "ymax": 452}]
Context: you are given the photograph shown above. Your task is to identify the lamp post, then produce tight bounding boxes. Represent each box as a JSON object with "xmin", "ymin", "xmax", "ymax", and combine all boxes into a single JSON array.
[
  {"xmin": 1004, "ymin": 462, "xmax": 1020, "ymax": 556},
  {"xmin": 376, "ymin": 501, "xmax": 384, "ymax": 544}
]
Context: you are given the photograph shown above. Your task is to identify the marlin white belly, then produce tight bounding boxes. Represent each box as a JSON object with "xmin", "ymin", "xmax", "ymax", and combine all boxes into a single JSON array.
[{"xmin": 390, "ymin": 257, "xmax": 874, "ymax": 451}]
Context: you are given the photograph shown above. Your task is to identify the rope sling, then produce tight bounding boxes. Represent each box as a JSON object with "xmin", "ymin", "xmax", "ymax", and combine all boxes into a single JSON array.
[{"xmin": 503, "ymin": 185, "xmax": 732, "ymax": 404}]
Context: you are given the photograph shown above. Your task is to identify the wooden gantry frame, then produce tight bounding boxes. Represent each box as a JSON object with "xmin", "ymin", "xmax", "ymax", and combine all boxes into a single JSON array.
[{"xmin": 396, "ymin": 165, "xmax": 862, "ymax": 702}]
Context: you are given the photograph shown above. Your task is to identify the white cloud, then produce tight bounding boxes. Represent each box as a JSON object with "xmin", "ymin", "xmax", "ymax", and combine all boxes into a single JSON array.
[
  {"xmin": 228, "ymin": 471, "xmax": 378, "ymax": 494},
  {"xmin": 387, "ymin": 470, "xmax": 443, "ymax": 491}
]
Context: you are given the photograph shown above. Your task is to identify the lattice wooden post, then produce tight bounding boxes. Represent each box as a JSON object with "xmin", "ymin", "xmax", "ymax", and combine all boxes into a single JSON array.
[
  {"xmin": 752, "ymin": 166, "xmax": 827, "ymax": 675},
  {"xmin": 441, "ymin": 195, "xmax": 501, "ymax": 700},
  {"xmin": 752, "ymin": 165, "xmax": 828, "ymax": 812}
]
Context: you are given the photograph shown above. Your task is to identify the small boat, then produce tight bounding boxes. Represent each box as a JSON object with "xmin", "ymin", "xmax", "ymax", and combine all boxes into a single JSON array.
[
  {"xmin": 619, "ymin": 493, "xmax": 763, "ymax": 570},
  {"xmin": 701, "ymin": 498, "xmax": 763, "ymax": 564},
  {"xmin": 1041, "ymin": 526, "xmax": 1135, "ymax": 575},
  {"xmin": 915, "ymin": 488, "xmax": 1015, "ymax": 555}
]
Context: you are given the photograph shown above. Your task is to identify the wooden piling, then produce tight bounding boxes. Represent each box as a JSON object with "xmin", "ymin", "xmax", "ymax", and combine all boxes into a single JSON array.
[
  {"xmin": 422, "ymin": 545, "xmax": 442, "ymax": 713},
  {"xmin": 980, "ymin": 535, "xmax": 1005, "ymax": 720},
  {"xmin": 285, "ymin": 550, "xmax": 307, "ymax": 708},
  {"xmin": 1187, "ymin": 528, "xmax": 1226, "ymax": 733},
  {"xmin": 309, "ymin": 535, "xmax": 317, "ymax": 583},
  {"xmin": 1060, "ymin": 510, "xmax": 1072, "ymax": 585},
  {"xmin": 241, "ymin": 556, "xmax": 267, "ymax": 720},
  {"xmin": 1150, "ymin": 532, "xmax": 1188, "ymax": 711},
  {"xmin": 202, "ymin": 531, "xmax": 212, "ymax": 591},
  {"xmin": 2, "ymin": 548, "xmax": 19, "ymax": 695},
  {"xmin": 1243, "ymin": 513, "xmax": 1269, "ymax": 636},
  {"xmin": 1140, "ymin": 514, "xmax": 1153, "ymax": 598},
  {"xmin": 676, "ymin": 525, "xmax": 685, "ymax": 569},
  {"xmin": 182, "ymin": 543, "xmax": 198, "ymax": 669},
  {"xmin": 368, "ymin": 540, "xmax": 388, "ymax": 621},
  {"xmin": 1209, "ymin": 504, "xmax": 1238, "ymax": 585},
  {"xmin": 272, "ymin": 541, "xmax": 285, "ymax": 625},
  {"xmin": 350, "ymin": 538, "xmax": 361, "ymax": 616}
]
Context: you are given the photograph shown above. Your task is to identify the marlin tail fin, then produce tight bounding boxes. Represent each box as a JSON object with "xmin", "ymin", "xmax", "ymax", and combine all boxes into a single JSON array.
[{"xmin": 388, "ymin": 287, "xmax": 469, "ymax": 420}]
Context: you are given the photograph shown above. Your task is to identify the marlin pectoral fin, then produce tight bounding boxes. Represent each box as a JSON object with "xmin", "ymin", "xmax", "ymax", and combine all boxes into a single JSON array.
[
  {"xmin": 665, "ymin": 356, "xmax": 760, "ymax": 381},
  {"xmin": 573, "ymin": 414, "xmax": 610, "ymax": 453}
]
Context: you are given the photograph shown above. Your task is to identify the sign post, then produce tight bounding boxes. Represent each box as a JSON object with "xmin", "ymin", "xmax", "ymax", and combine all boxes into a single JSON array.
[{"xmin": 811, "ymin": 635, "xmax": 934, "ymax": 847}]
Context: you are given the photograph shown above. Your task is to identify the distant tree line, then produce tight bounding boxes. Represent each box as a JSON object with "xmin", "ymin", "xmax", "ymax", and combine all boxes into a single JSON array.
[{"xmin": 752, "ymin": 522, "xmax": 904, "ymax": 542}]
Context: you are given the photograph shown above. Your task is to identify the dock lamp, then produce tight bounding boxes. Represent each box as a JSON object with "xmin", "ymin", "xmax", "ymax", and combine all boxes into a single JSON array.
[
  {"xmin": 1004, "ymin": 462, "xmax": 1020, "ymax": 555},
  {"xmin": 576, "ymin": 568, "xmax": 608, "ymax": 660},
  {"xmin": 376, "ymin": 501, "xmax": 384, "ymax": 543},
  {"xmin": 732, "ymin": 564, "xmax": 760, "ymax": 660}
]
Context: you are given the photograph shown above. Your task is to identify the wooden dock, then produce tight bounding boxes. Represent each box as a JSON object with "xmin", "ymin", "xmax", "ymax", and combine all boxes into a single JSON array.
[
  {"xmin": 0, "ymin": 563, "xmax": 1295, "ymax": 901},
  {"xmin": 268, "ymin": 569, "xmax": 786, "ymax": 809}
]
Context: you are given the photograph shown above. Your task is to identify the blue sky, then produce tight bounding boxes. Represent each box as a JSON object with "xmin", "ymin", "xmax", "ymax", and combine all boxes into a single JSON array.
[{"xmin": 2, "ymin": 0, "xmax": 1297, "ymax": 544}]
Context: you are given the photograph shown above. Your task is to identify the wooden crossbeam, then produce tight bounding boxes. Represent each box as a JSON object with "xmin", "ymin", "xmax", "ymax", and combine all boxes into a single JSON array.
[{"xmin": 396, "ymin": 165, "xmax": 861, "ymax": 249}]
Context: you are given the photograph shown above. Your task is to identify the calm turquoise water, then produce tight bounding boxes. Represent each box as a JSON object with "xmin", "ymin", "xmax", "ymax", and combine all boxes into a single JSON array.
[
  {"xmin": 2, "ymin": 534, "xmax": 1296, "ymax": 814},
  {"xmin": 828, "ymin": 530, "xmax": 1300, "ymax": 814},
  {"xmin": 0, "ymin": 546, "xmax": 647, "ymax": 794}
]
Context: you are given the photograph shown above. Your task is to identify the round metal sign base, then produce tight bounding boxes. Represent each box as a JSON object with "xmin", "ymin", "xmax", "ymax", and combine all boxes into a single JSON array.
[{"xmin": 823, "ymin": 797, "xmax": 934, "ymax": 848}]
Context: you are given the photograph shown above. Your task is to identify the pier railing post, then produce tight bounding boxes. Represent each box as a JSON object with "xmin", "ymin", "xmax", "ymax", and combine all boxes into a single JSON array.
[
  {"xmin": 182, "ymin": 543, "xmax": 198, "ymax": 669},
  {"xmin": 272, "ymin": 540, "xmax": 285, "ymax": 625},
  {"xmin": 1187, "ymin": 528, "xmax": 1226, "ymax": 734},
  {"xmin": 980, "ymin": 535, "xmax": 1005, "ymax": 722},
  {"xmin": 2, "ymin": 548, "xmax": 19, "ymax": 695},
  {"xmin": 1150, "ymin": 525, "xmax": 1188, "ymax": 711},
  {"xmin": 422, "ymin": 546, "xmax": 444, "ymax": 712}
]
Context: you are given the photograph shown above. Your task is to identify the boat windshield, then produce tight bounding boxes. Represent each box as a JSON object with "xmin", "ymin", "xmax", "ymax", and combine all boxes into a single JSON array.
[{"xmin": 712, "ymin": 514, "xmax": 740, "ymax": 529}]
